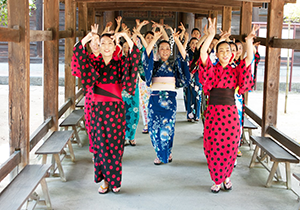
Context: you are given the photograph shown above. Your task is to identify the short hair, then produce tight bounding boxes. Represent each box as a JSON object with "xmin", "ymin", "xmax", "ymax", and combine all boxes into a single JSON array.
[
  {"xmin": 188, "ymin": 37, "xmax": 198, "ymax": 47},
  {"xmin": 216, "ymin": 41, "xmax": 231, "ymax": 53},
  {"xmin": 157, "ymin": 40, "xmax": 171, "ymax": 49},
  {"xmin": 144, "ymin": 31, "xmax": 154, "ymax": 38},
  {"xmin": 191, "ymin": 28, "xmax": 201, "ymax": 34}
]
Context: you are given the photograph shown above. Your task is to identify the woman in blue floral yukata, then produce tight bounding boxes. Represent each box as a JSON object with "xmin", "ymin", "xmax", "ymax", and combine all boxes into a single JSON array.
[{"xmin": 143, "ymin": 28, "xmax": 190, "ymax": 165}]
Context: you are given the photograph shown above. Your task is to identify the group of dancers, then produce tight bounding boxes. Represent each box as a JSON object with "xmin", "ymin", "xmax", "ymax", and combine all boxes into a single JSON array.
[{"xmin": 71, "ymin": 16, "xmax": 260, "ymax": 194}]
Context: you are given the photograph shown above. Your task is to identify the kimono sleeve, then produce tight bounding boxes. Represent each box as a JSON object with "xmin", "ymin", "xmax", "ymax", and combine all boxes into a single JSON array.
[
  {"xmin": 71, "ymin": 53, "xmax": 81, "ymax": 78},
  {"xmin": 197, "ymin": 56, "xmax": 215, "ymax": 95},
  {"xmin": 142, "ymin": 49, "xmax": 154, "ymax": 87},
  {"xmin": 237, "ymin": 59, "xmax": 254, "ymax": 95},
  {"xmin": 121, "ymin": 44, "xmax": 141, "ymax": 96},
  {"xmin": 174, "ymin": 52, "xmax": 190, "ymax": 88},
  {"xmin": 73, "ymin": 41, "xmax": 100, "ymax": 94},
  {"xmin": 137, "ymin": 47, "xmax": 146, "ymax": 81}
]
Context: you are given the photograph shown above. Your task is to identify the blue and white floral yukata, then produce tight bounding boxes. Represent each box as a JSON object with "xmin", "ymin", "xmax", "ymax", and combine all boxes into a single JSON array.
[{"xmin": 143, "ymin": 50, "xmax": 190, "ymax": 163}]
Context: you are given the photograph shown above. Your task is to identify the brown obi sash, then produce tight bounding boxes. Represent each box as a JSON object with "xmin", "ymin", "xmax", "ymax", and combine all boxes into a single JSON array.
[
  {"xmin": 93, "ymin": 83, "xmax": 122, "ymax": 102},
  {"xmin": 209, "ymin": 88, "xmax": 235, "ymax": 105}
]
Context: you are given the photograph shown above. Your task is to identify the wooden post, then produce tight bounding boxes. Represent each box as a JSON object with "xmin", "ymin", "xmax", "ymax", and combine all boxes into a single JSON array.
[
  {"xmin": 65, "ymin": 0, "xmax": 76, "ymax": 110},
  {"xmin": 87, "ymin": 8, "xmax": 95, "ymax": 30},
  {"xmin": 222, "ymin": 6, "xmax": 232, "ymax": 32},
  {"xmin": 7, "ymin": 0, "xmax": 30, "ymax": 167},
  {"xmin": 195, "ymin": 16, "xmax": 202, "ymax": 31},
  {"xmin": 77, "ymin": 3, "xmax": 88, "ymax": 90},
  {"xmin": 262, "ymin": 0, "xmax": 285, "ymax": 135},
  {"xmin": 209, "ymin": 11, "xmax": 218, "ymax": 33},
  {"xmin": 44, "ymin": 0, "xmax": 59, "ymax": 131},
  {"xmin": 240, "ymin": 2, "xmax": 253, "ymax": 105},
  {"xmin": 36, "ymin": 0, "xmax": 43, "ymax": 58}
]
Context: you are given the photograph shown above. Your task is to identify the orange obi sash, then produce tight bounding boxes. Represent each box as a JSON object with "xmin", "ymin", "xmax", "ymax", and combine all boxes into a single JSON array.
[{"xmin": 93, "ymin": 83, "xmax": 122, "ymax": 102}]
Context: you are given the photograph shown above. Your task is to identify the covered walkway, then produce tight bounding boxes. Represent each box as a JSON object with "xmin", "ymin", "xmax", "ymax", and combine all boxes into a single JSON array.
[{"xmin": 35, "ymin": 98, "xmax": 299, "ymax": 210}]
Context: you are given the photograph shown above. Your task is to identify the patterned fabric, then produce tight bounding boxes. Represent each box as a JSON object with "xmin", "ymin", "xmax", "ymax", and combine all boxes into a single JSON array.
[
  {"xmin": 139, "ymin": 78, "xmax": 151, "ymax": 126},
  {"xmin": 197, "ymin": 57, "xmax": 253, "ymax": 185},
  {"xmin": 122, "ymin": 84, "xmax": 140, "ymax": 141},
  {"xmin": 71, "ymin": 52, "xmax": 102, "ymax": 153},
  {"xmin": 143, "ymin": 50, "xmax": 190, "ymax": 163},
  {"xmin": 73, "ymin": 41, "xmax": 140, "ymax": 189}
]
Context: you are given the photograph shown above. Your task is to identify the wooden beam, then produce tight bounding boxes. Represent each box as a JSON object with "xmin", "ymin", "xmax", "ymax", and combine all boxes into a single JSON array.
[
  {"xmin": 65, "ymin": 0, "xmax": 76, "ymax": 111},
  {"xmin": 59, "ymin": 29, "xmax": 73, "ymax": 39},
  {"xmin": 44, "ymin": 0, "xmax": 59, "ymax": 131},
  {"xmin": 75, "ymin": 30, "xmax": 85, "ymax": 37},
  {"xmin": 262, "ymin": 0, "xmax": 285, "ymax": 136},
  {"xmin": 8, "ymin": 0, "xmax": 30, "ymax": 167},
  {"xmin": 30, "ymin": 30, "xmax": 53, "ymax": 42},
  {"xmin": 0, "ymin": 151, "xmax": 21, "ymax": 182},
  {"xmin": 271, "ymin": 38, "xmax": 300, "ymax": 50},
  {"xmin": 0, "ymin": 27, "xmax": 20, "ymax": 42},
  {"xmin": 222, "ymin": 6, "xmax": 232, "ymax": 32}
]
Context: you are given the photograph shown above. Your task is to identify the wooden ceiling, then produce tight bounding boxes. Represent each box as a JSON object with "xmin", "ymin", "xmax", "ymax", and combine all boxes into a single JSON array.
[{"xmin": 71, "ymin": 0, "xmax": 296, "ymax": 15}]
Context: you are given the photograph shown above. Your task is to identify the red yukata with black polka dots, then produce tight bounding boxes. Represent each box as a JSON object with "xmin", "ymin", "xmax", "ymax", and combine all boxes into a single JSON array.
[
  {"xmin": 197, "ymin": 57, "xmax": 253, "ymax": 185},
  {"xmin": 73, "ymin": 41, "xmax": 140, "ymax": 189}
]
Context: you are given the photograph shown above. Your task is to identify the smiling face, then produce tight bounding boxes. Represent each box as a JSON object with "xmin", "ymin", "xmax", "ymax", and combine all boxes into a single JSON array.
[
  {"xmin": 216, "ymin": 42, "xmax": 231, "ymax": 67},
  {"xmin": 145, "ymin": 33, "xmax": 154, "ymax": 45},
  {"xmin": 230, "ymin": 43, "xmax": 237, "ymax": 61},
  {"xmin": 191, "ymin": 30, "xmax": 201, "ymax": 39},
  {"xmin": 189, "ymin": 39, "xmax": 198, "ymax": 52},
  {"xmin": 89, "ymin": 34, "xmax": 100, "ymax": 55},
  {"xmin": 99, "ymin": 36, "xmax": 115, "ymax": 58},
  {"xmin": 158, "ymin": 42, "xmax": 171, "ymax": 61},
  {"xmin": 123, "ymin": 42, "xmax": 129, "ymax": 57}
]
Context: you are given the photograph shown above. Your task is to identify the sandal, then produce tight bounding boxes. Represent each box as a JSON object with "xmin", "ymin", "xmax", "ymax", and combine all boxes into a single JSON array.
[
  {"xmin": 223, "ymin": 178, "xmax": 232, "ymax": 191},
  {"xmin": 98, "ymin": 185, "xmax": 109, "ymax": 194},
  {"xmin": 129, "ymin": 140, "xmax": 136, "ymax": 146},
  {"xmin": 142, "ymin": 127, "xmax": 148, "ymax": 134},
  {"xmin": 187, "ymin": 119, "xmax": 192, "ymax": 122},
  {"xmin": 168, "ymin": 154, "xmax": 173, "ymax": 163},
  {"xmin": 124, "ymin": 140, "xmax": 129, "ymax": 146},
  {"xmin": 112, "ymin": 187, "xmax": 121, "ymax": 194},
  {"xmin": 211, "ymin": 184, "xmax": 221, "ymax": 193},
  {"xmin": 237, "ymin": 150, "xmax": 242, "ymax": 157},
  {"xmin": 154, "ymin": 157, "xmax": 162, "ymax": 165}
]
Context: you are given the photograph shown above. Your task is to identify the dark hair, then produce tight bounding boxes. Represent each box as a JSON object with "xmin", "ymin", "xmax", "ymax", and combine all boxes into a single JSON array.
[
  {"xmin": 191, "ymin": 28, "xmax": 201, "ymax": 34},
  {"xmin": 100, "ymin": 33, "xmax": 116, "ymax": 45},
  {"xmin": 213, "ymin": 36, "xmax": 219, "ymax": 40},
  {"xmin": 216, "ymin": 41, "xmax": 231, "ymax": 53},
  {"xmin": 235, "ymin": 39, "xmax": 242, "ymax": 45},
  {"xmin": 144, "ymin": 31, "xmax": 154, "ymax": 38},
  {"xmin": 158, "ymin": 40, "xmax": 171, "ymax": 50},
  {"xmin": 188, "ymin": 37, "xmax": 198, "ymax": 47},
  {"xmin": 229, "ymin": 42, "xmax": 238, "ymax": 51}
]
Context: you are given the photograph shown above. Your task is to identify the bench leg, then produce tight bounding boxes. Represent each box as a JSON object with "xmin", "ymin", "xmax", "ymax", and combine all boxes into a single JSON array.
[
  {"xmin": 249, "ymin": 145, "xmax": 259, "ymax": 168},
  {"xmin": 42, "ymin": 154, "xmax": 47, "ymax": 164},
  {"xmin": 266, "ymin": 161, "xmax": 279, "ymax": 187},
  {"xmin": 53, "ymin": 154, "xmax": 66, "ymax": 182},
  {"xmin": 67, "ymin": 140, "xmax": 75, "ymax": 161},
  {"xmin": 40, "ymin": 178, "xmax": 52, "ymax": 209},
  {"xmin": 286, "ymin": 162, "xmax": 291, "ymax": 189},
  {"xmin": 73, "ymin": 125, "xmax": 82, "ymax": 147}
]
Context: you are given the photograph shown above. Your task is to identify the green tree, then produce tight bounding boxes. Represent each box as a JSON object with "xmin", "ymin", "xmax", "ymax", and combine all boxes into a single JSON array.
[
  {"xmin": 284, "ymin": 1, "xmax": 300, "ymax": 23},
  {"xmin": 0, "ymin": 0, "xmax": 36, "ymax": 26}
]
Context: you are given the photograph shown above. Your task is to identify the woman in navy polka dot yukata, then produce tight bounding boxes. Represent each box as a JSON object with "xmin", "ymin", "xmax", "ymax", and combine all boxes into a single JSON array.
[
  {"xmin": 196, "ymin": 18, "xmax": 259, "ymax": 193},
  {"xmin": 73, "ymin": 29, "xmax": 140, "ymax": 194}
]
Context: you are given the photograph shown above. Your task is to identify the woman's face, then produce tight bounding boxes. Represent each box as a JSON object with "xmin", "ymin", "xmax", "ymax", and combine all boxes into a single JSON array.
[
  {"xmin": 123, "ymin": 42, "xmax": 129, "ymax": 57},
  {"xmin": 89, "ymin": 34, "xmax": 100, "ymax": 55},
  {"xmin": 145, "ymin": 33, "xmax": 154, "ymax": 45},
  {"xmin": 216, "ymin": 43, "xmax": 231, "ymax": 66},
  {"xmin": 191, "ymin": 30, "xmax": 201, "ymax": 39},
  {"xmin": 99, "ymin": 36, "xmax": 115, "ymax": 57},
  {"xmin": 209, "ymin": 38, "xmax": 218, "ymax": 51},
  {"xmin": 236, "ymin": 42, "xmax": 243, "ymax": 60},
  {"xmin": 230, "ymin": 44, "xmax": 237, "ymax": 61},
  {"xmin": 158, "ymin": 42, "xmax": 171, "ymax": 61},
  {"xmin": 189, "ymin": 39, "xmax": 198, "ymax": 52}
]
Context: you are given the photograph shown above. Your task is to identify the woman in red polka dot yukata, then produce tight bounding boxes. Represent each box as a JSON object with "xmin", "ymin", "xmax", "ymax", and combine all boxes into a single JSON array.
[
  {"xmin": 73, "ymin": 30, "xmax": 140, "ymax": 194},
  {"xmin": 196, "ymin": 17, "xmax": 259, "ymax": 193}
]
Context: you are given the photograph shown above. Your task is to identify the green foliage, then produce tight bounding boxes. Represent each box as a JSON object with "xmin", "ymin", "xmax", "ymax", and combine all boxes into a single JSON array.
[
  {"xmin": 284, "ymin": 2, "xmax": 300, "ymax": 23},
  {"xmin": 0, "ymin": 0, "xmax": 36, "ymax": 26}
]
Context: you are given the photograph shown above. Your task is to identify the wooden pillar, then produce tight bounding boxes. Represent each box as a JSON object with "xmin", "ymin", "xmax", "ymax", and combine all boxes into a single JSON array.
[
  {"xmin": 36, "ymin": 0, "xmax": 43, "ymax": 57},
  {"xmin": 7, "ymin": 0, "xmax": 30, "ymax": 166},
  {"xmin": 64, "ymin": 0, "xmax": 76, "ymax": 109},
  {"xmin": 195, "ymin": 16, "xmax": 202, "ymax": 30},
  {"xmin": 240, "ymin": 2, "xmax": 253, "ymax": 105},
  {"xmin": 77, "ymin": 3, "xmax": 88, "ymax": 90},
  {"xmin": 262, "ymin": 0, "xmax": 285, "ymax": 135},
  {"xmin": 44, "ymin": 0, "xmax": 59, "ymax": 131},
  {"xmin": 87, "ymin": 8, "xmax": 95, "ymax": 31},
  {"xmin": 222, "ymin": 6, "xmax": 232, "ymax": 32}
]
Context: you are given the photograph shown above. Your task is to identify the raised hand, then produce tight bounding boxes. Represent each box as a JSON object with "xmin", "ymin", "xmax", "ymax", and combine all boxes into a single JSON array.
[
  {"xmin": 91, "ymin": 24, "xmax": 99, "ymax": 34},
  {"xmin": 106, "ymin": 21, "xmax": 113, "ymax": 30},
  {"xmin": 202, "ymin": 24, "xmax": 208, "ymax": 36},
  {"xmin": 115, "ymin": 16, "xmax": 122, "ymax": 25},
  {"xmin": 178, "ymin": 22, "xmax": 186, "ymax": 32},
  {"xmin": 246, "ymin": 24, "xmax": 259, "ymax": 43},
  {"xmin": 207, "ymin": 17, "xmax": 216, "ymax": 36}
]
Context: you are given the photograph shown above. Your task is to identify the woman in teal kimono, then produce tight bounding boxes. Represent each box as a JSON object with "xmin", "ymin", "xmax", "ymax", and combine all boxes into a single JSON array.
[{"xmin": 143, "ymin": 29, "xmax": 190, "ymax": 165}]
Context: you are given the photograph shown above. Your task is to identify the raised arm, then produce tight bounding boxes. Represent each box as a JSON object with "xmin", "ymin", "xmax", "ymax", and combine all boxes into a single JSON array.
[
  {"xmin": 133, "ymin": 27, "xmax": 148, "ymax": 48},
  {"xmin": 196, "ymin": 24, "xmax": 208, "ymax": 49},
  {"xmin": 146, "ymin": 31, "xmax": 162, "ymax": 56},
  {"xmin": 245, "ymin": 25, "xmax": 259, "ymax": 67},
  {"xmin": 183, "ymin": 32, "xmax": 189, "ymax": 50},
  {"xmin": 115, "ymin": 16, "xmax": 122, "ymax": 33},
  {"xmin": 178, "ymin": 22, "xmax": 186, "ymax": 41},
  {"xmin": 173, "ymin": 29, "xmax": 186, "ymax": 60},
  {"xmin": 200, "ymin": 18, "xmax": 216, "ymax": 65},
  {"xmin": 152, "ymin": 21, "xmax": 169, "ymax": 41}
]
